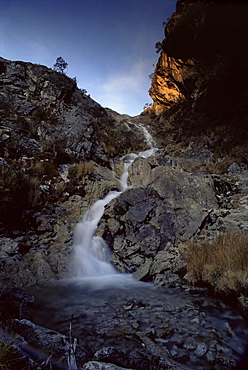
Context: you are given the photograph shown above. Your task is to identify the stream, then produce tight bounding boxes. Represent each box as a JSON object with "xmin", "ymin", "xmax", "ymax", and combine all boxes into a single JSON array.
[
  {"xmin": 29, "ymin": 125, "xmax": 248, "ymax": 369},
  {"xmin": 29, "ymin": 277, "xmax": 248, "ymax": 369}
]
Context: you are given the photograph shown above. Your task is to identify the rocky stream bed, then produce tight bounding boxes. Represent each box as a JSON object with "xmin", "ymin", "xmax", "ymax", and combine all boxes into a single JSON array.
[{"xmin": 0, "ymin": 277, "xmax": 244, "ymax": 370}]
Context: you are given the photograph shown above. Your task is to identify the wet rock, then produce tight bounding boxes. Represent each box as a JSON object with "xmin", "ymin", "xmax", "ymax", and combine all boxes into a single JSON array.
[
  {"xmin": 183, "ymin": 341, "xmax": 196, "ymax": 351},
  {"xmin": 206, "ymin": 350, "xmax": 215, "ymax": 364},
  {"xmin": 224, "ymin": 322, "xmax": 236, "ymax": 337},
  {"xmin": 215, "ymin": 353, "xmax": 237, "ymax": 368},
  {"xmin": 170, "ymin": 344, "xmax": 179, "ymax": 357}
]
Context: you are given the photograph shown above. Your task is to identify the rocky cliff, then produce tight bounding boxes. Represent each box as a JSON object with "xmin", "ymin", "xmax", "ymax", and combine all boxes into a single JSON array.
[{"xmin": 148, "ymin": 0, "xmax": 248, "ymax": 157}]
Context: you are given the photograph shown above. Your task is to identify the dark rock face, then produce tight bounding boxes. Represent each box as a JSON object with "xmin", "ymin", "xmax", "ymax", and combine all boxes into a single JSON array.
[{"xmin": 164, "ymin": 1, "xmax": 248, "ymax": 62}]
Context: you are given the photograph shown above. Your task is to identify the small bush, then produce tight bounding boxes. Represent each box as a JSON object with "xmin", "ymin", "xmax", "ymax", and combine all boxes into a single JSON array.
[{"xmin": 185, "ymin": 233, "xmax": 248, "ymax": 293}]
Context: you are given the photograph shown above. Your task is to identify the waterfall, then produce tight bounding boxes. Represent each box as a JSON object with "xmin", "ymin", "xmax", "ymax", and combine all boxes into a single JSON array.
[
  {"xmin": 126, "ymin": 121, "xmax": 157, "ymax": 149},
  {"xmin": 73, "ymin": 191, "xmax": 120, "ymax": 277},
  {"xmin": 72, "ymin": 123, "xmax": 157, "ymax": 278}
]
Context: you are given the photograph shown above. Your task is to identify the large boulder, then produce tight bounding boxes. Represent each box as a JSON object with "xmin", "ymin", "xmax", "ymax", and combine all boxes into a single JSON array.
[{"xmin": 98, "ymin": 151, "xmax": 219, "ymax": 284}]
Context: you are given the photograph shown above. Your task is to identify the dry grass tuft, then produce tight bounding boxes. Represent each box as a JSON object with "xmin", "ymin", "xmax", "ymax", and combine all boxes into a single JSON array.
[
  {"xmin": 68, "ymin": 160, "xmax": 95, "ymax": 179},
  {"xmin": 185, "ymin": 233, "xmax": 248, "ymax": 293},
  {"xmin": 0, "ymin": 341, "xmax": 21, "ymax": 370}
]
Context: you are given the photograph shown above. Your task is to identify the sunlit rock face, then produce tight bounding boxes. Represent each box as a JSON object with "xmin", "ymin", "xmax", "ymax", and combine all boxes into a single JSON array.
[
  {"xmin": 149, "ymin": 52, "xmax": 196, "ymax": 114},
  {"xmin": 148, "ymin": 0, "xmax": 248, "ymax": 148}
]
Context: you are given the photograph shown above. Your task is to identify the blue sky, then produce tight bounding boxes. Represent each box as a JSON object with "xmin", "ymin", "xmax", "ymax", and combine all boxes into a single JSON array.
[{"xmin": 0, "ymin": 0, "xmax": 177, "ymax": 116}]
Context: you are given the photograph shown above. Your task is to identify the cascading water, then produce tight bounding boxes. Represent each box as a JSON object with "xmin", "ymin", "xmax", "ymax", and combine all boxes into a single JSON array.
[
  {"xmin": 126, "ymin": 121, "xmax": 157, "ymax": 148},
  {"xmin": 73, "ymin": 191, "xmax": 119, "ymax": 277},
  {"xmin": 29, "ymin": 123, "xmax": 248, "ymax": 370},
  {"xmin": 72, "ymin": 123, "xmax": 157, "ymax": 279}
]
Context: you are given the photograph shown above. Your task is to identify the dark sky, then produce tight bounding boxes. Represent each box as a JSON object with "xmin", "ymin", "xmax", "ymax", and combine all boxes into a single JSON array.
[{"xmin": 0, "ymin": 0, "xmax": 177, "ymax": 115}]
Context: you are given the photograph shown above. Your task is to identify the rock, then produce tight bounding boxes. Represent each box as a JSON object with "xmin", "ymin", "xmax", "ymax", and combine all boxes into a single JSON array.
[
  {"xmin": 147, "ymin": 0, "xmax": 248, "ymax": 165},
  {"xmin": 148, "ymin": 52, "xmax": 191, "ymax": 114},
  {"xmin": 132, "ymin": 258, "xmax": 153, "ymax": 281},
  {"xmin": 195, "ymin": 343, "xmax": 208, "ymax": 358},
  {"xmin": 228, "ymin": 162, "xmax": 240, "ymax": 174},
  {"xmin": 150, "ymin": 250, "xmax": 176, "ymax": 275},
  {"xmin": 215, "ymin": 353, "xmax": 237, "ymax": 368},
  {"xmin": 99, "ymin": 154, "xmax": 218, "ymax": 283},
  {"xmin": 94, "ymin": 344, "xmax": 191, "ymax": 370},
  {"xmin": 12, "ymin": 319, "xmax": 76, "ymax": 365},
  {"xmin": 206, "ymin": 350, "xmax": 215, "ymax": 364},
  {"xmin": 183, "ymin": 341, "xmax": 196, "ymax": 351},
  {"xmin": 82, "ymin": 361, "xmax": 133, "ymax": 370}
]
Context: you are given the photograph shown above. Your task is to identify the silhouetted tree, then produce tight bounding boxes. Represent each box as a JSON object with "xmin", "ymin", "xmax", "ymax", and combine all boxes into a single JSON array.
[
  {"xmin": 53, "ymin": 57, "xmax": 68, "ymax": 73},
  {"xmin": 155, "ymin": 42, "xmax": 162, "ymax": 54}
]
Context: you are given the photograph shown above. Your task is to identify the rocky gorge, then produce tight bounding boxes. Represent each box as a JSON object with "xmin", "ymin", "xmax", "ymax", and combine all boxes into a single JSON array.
[{"xmin": 1, "ymin": 0, "xmax": 248, "ymax": 369}]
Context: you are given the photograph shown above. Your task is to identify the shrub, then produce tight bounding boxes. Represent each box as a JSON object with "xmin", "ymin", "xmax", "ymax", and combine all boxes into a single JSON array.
[{"xmin": 185, "ymin": 233, "xmax": 248, "ymax": 294}]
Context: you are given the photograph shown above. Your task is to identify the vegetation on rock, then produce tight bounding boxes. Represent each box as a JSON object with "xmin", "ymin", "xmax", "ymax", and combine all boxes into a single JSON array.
[
  {"xmin": 185, "ymin": 233, "xmax": 248, "ymax": 295},
  {"xmin": 53, "ymin": 56, "xmax": 68, "ymax": 74}
]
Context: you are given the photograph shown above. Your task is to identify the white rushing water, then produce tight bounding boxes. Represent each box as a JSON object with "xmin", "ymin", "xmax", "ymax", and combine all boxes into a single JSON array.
[{"xmin": 72, "ymin": 123, "xmax": 157, "ymax": 279}]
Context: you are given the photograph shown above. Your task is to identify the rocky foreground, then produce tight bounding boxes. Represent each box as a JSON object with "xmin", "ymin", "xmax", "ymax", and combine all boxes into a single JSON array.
[
  {"xmin": 1, "ymin": 0, "xmax": 248, "ymax": 368},
  {"xmin": 1, "ymin": 279, "xmax": 248, "ymax": 370}
]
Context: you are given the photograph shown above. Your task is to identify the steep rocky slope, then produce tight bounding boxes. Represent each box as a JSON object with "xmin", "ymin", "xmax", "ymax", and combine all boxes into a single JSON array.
[
  {"xmin": 0, "ymin": 57, "xmax": 148, "ymax": 287},
  {"xmin": 147, "ymin": 0, "xmax": 248, "ymax": 159}
]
